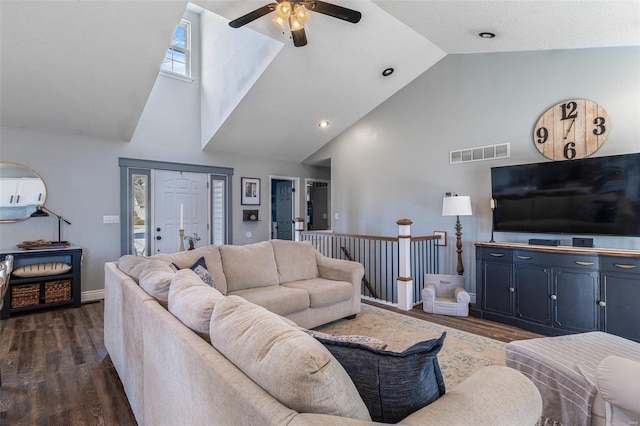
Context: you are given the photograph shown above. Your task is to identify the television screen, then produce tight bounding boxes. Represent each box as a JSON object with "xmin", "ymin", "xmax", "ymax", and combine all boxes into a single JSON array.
[{"xmin": 491, "ymin": 153, "xmax": 640, "ymax": 236}]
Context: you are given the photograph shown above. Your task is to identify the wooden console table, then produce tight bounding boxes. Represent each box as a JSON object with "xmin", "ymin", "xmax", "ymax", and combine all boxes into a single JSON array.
[
  {"xmin": 1, "ymin": 246, "xmax": 82, "ymax": 320},
  {"xmin": 475, "ymin": 242, "xmax": 640, "ymax": 342}
]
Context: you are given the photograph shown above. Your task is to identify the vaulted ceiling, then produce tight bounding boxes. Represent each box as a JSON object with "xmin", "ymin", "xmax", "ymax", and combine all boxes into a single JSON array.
[{"xmin": 2, "ymin": 1, "xmax": 639, "ymax": 163}]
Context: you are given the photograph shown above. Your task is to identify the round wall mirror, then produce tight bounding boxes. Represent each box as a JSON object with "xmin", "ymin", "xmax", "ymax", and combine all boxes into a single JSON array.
[{"xmin": 0, "ymin": 162, "xmax": 47, "ymax": 223}]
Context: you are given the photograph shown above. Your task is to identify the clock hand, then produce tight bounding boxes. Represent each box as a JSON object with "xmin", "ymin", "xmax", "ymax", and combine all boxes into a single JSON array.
[{"xmin": 564, "ymin": 118, "xmax": 575, "ymax": 140}]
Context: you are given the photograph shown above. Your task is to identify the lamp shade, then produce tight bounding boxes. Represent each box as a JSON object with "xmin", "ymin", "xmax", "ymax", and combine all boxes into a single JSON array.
[{"xmin": 442, "ymin": 196, "xmax": 472, "ymax": 217}]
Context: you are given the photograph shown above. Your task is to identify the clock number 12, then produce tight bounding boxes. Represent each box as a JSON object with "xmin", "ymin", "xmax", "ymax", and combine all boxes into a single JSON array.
[{"xmin": 561, "ymin": 102, "xmax": 578, "ymax": 120}]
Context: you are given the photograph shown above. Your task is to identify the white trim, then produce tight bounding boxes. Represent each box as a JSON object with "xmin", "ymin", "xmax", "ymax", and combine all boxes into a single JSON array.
[
  {"xmin": 82, "ymin": 289, "xmax": 105, "ymax": 303},
  {"xmin": 159, "ymin": 70, "xmax": 194, "ymax": 83}
]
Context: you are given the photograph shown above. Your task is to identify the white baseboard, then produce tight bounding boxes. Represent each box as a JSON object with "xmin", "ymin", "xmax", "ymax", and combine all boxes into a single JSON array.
[{"xmin": 82, "ymin": 289, "xmax": 105, "ymax": 303}]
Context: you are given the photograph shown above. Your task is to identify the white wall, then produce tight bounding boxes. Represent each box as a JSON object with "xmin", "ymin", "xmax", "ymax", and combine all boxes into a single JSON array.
[
  {"xmin": 0, "ymin": 10, "xmax": 328, "ymax": 294},
  {"xmin": 306, "ymin": 46, "xmax": 640, "ymax": 294}
]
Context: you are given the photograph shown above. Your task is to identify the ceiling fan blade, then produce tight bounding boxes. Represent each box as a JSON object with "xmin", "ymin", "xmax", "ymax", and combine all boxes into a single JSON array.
[
  {"xmin": 307, "ymin": 1, "xmax": 361, "ymax": 23},
  {"xmin": 229, "ymin": 3, "xmax": 277, "ymax": 28},
  {"xmin": 291, "ymin": 27, "xmax": 307, "ymax": 47}
]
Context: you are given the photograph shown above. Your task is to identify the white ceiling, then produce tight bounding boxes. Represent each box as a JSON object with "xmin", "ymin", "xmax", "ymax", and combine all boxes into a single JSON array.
[{"xmin": 1, "ymin": 1, "xmax": 639, "ymax": 163}]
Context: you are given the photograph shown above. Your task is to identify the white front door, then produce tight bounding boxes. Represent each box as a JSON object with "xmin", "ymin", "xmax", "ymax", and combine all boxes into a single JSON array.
[{"xmin": 153, "ymin": 170, "xmax": 209, "ymax": 254}]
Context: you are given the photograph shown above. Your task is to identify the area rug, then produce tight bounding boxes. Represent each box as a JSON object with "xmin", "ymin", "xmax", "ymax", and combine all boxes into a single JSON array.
[{"xmin": 314, "ymin": 304, "xmax": 507, "ymax": 388}]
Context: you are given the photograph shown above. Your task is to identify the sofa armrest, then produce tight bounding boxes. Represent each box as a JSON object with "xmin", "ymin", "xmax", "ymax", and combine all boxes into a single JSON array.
[
  {"xmin": 422, "ymin": 284, "xmax": 436, "ymax": 301},
  {"xmin": 400, "ymin": 366, "xmax": 542, "ymax": 426},
  {"xmin": 316, "ymin": 252, "xmax": 364, "ymax": 285},
  {"xmin": 454, "ymin": 287, "xmax": 471, "ymax": 304},
  {"xmin": 596, "ymin": 355, "xmax": 640, "ymax": 417}
]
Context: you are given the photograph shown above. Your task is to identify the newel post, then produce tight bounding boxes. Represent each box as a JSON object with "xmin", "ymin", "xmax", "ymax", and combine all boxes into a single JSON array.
[
  {"xmin": 397, "ymin": 218, "xmax": 413, "ymax": 311},
  {"xmin": 294, "ymin": 217, "xmax": 305, "ymax": 241}
]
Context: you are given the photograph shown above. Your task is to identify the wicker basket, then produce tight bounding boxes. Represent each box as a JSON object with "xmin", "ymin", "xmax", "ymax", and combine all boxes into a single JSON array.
[
  {"xmin": 45, "ymin": 279, "xmax": 72, "ymax": 304},
  {"xmin": 11, "ymin": 284, "xmax": 40, "ymax": 308}
]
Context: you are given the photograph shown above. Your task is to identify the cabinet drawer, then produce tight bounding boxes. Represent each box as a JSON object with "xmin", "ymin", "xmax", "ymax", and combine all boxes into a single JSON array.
[
  {"xmin": 515, "ymin": 250, "xmax": 599, "ymax": 269},
  {"xmin": 600, "ymin": 256, "xmax": 640, "ymax": 273},
  {"xmin": 482, "ymin": 248, "xmax": 512, "ymax": 261}
]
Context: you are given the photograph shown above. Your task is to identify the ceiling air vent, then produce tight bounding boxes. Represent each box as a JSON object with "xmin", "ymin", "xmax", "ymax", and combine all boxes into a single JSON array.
[{"xmin": 450, "ymin": 143, "xmax": 510, "ymax": 164}]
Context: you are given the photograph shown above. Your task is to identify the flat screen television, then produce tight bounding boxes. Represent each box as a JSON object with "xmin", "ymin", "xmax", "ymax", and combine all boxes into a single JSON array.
[{"xmin": 491, "ymin": 153, "xmax": 640, "ymax": 237}]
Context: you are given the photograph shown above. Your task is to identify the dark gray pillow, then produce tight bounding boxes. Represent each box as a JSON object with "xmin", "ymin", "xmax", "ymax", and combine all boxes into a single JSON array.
[{"xmin": 314, "ymin": 331, "xmax": 446, "ymax": 423}]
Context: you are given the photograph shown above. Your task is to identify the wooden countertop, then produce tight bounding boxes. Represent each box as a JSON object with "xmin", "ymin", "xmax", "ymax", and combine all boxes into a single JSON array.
[{"xmin": 475, "ymin": 241, "xmax": 640, "ymax": 258}]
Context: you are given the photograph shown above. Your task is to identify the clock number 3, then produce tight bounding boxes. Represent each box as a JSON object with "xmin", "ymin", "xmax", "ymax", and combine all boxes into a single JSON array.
[{"xmin": 593, "ymin": 117, "xmax": 606, "ymax": 136}]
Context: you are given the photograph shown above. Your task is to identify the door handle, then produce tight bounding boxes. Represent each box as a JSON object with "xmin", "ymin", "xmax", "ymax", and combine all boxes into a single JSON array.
[
  {"xmin": 598, "ymin": 301, "xmax": 606, "ymax": 307},
  {"xmin": 156, "ymin": 227, "xmax": 161, "ymax": 232},
  {"xmin": 575, "ymin": 261, "xmax": 595, "ymax": 266},
  {"xmin": 490, "ymin": 253, "xmax": 504, "ymax": 257},
  {"xmin": 517, "ymin": 255, "xmax": 532, "ymax": 260},
  {"xmin": 156, "ymin": 236, "xmax": 162, "ymax": 240},
  {"xmin": 550, "ymin": 294, "xmax": 557, "ymax": 300}
]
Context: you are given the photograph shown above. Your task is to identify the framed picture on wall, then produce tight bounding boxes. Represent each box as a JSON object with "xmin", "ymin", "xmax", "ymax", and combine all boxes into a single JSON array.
[
  {"xmin": 241, "ymin": 177, "xmax": 260, "ymax": 205},
  {"xmin": 434, "ymin": 231, "xmax": 447, "ymax": 246}
]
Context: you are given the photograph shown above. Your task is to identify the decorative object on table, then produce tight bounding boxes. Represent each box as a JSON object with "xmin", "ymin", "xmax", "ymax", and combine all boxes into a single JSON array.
[
  {"xmin": 433, "ymin": 231, "xmax": 447, "ymax": 247},
  {"xmin": 442, "ymin": 194, "xmax": 472, "ymax": 276},
  {"xmin": 30, "ymin": 206, "xmax": 71, "ymax": 244},
  {"xmin": 489, "ymin": 198, "xmax": 496, "ymax": 243},
  {"xmin": 17, "ymin": 239, "xmax": 70, "ymax": 249},
  {"xmin": 184, "ymin": 233, "xmax": 201, "ymax": 250},
  {"xmin": 241, "ymin": 177, "xmax": 261, "ymax": 205},
  {"xmin": 533, "ymin": 99, "xmax": 608, "ymax": 161}
]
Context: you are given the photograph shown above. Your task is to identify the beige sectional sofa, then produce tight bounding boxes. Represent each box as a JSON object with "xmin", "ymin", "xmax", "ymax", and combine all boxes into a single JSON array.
[{"xmin": 104, "ymin": 240, "xmax": 543, "ymax": 425}]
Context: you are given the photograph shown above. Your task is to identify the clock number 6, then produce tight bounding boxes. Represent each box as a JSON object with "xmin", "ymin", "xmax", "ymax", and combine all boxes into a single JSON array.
[
  {"xmin": 536, "ymin": 127, "xmax": 548, "ymax": 144},
  {"xmin": 564, "ymin": 142, "xmax": 576, "ymax": 159},
  {"xmin": 561, "ymin": 102, "xmax": 578, "ymax": 120},
  {"xmin": 593, "ymin": 117, "xmax": 606, "ymax": 136}
]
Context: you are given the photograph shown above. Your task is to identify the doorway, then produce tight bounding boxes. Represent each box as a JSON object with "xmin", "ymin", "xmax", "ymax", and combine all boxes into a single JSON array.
[
  {"xmin": 305, "ymin": 178, "xmax": 330, "ymax": 231},
  {"xmin": 270, "ymin": 176, "xmax": 300, "ymax": 240}
]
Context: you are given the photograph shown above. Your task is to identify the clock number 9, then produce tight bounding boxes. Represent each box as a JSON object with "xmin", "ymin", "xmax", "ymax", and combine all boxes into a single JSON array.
[
  {"xmin": 564, "ymin": 142, "xmax": 576, "ymax": 159},
  {"xmin": 536, "ymin": 127, "xmax": 549, "ymax": 144},
  {"xmin": 593, "ymin": 117, "xmax": 606, "ymax": 136},
  {"xmin": 561, "ymin": 102, "xmax": 578, "ymax": 120}
]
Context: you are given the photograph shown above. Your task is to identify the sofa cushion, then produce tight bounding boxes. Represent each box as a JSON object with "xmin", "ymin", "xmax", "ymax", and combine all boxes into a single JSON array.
[
  {"xmin": 220, "ymin": 241, "xmax": 279, "ymax": 291},
  {"xmin": 209, "ymin": 296, "xmax": 371, "ymax": 421},
  {"xmin": 153, "ymin": 245, "xmax": 228, "ymax": 294},
  {"xmin": 168, "ymin": 269, "xmax": 224, "ymax": 340},
  {"xmin": 315, "ymin": 332, "xmax": 447, "ymax": 423},
  {"xmin": 118, "ymin": 256, "xmax": 175, "ymax": 305},
  {"xmin": 282, "ymin": 278, "xmax": 352, "ymax": 308},
  {"xmin": 229, "ymin": 285, "xmax": 309, "ymax": 316},
  {"xmin": 270, "ymin": 240, "xmax": 320, "ymax": 284}
]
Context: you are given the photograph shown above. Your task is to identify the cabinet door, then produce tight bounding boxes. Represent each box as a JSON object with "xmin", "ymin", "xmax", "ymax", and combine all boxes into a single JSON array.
[
  {"xmin": 554, "ymin": 268, "xmax": 599, "ymax": 332},
  {"xmin": 17, "ymin": 178, "xmax": 46, "ymax": 205},
  {"xmin": 482, "ymin": 261, "xmax": 514, "ymax": 316},
  {"xmin": 0, "ymin": 178, "xmax": 19, "ymax": 206},
  {"xmin": 601, "ymin": 272, "xmax": 640, "ymax": 342},
  {"xmin": 515, "ymin": 264, "xmax": 552, "ymax": 325}
]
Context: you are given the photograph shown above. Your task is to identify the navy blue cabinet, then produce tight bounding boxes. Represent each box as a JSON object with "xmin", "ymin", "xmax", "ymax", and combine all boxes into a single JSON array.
[{"xmin": 476, "ymin": 243, "xmax": 638, "ymax": 341}]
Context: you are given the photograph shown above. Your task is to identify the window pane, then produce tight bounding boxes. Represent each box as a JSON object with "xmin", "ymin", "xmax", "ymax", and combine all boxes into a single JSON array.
[
  {"xmin": 212, "ymin": 178, "xmax": 225, "ymax": 246},
  {"xmin": 132, "ymin": 174, "xmax": 148, "ymax": 256},
  {"xmin": 161, "ymin": 20, "xmax": 190, "ymax": 77}
]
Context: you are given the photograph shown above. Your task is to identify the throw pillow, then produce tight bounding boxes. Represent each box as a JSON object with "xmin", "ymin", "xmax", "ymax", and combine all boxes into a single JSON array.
[
  {"xmin": 172, "ymin": 257, "xmax": 215, "ymax": 288},
  {"xmin": 12, "ymin": 262, "xmax": 71, "ymax": 278},
  {"xmin": 315, "ymin": 331, "xmax": 447, "ymax": 424},
  {"xmin": 304, "ymin": 329, "xmax": 388, "ymax": 351}
]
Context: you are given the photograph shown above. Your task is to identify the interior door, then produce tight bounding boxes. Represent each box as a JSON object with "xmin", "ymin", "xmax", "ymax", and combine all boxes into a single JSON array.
[
  {"xmin": 153, "ymin": 170, "xmax": 208, "ymax": 254},
  {"xmin": 275, "ymin": 180, "xmax": 293, "ymax": 240},
  {"xmin": 309, "ymin": 185, "xmax": 329, "ymax": 230}
]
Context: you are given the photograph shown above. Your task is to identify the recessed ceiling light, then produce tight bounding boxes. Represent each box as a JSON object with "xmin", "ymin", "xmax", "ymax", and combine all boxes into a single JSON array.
[
  {"xmin": 318, "ymin": 120, "xmax": 329, "ymax": 128},
  {"xmin": 479, "ymin": 32, "xmax": 496, "ymax": 39},
  {"xmin": 382, "ymin": 67, "xmax": 394, "ymax": 77}
]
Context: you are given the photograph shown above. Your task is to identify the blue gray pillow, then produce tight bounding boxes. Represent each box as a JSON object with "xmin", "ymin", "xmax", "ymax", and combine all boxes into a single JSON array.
[
  {"xmin": 314, "ymin": 331, "xmax": 446, "ymax": 423},
  {"xmin": 173, "ymin": 257, "xmax": 215, "ymax": 288}
]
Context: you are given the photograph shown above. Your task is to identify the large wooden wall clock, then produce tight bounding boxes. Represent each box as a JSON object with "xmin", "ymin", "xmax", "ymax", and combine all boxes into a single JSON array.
[{"xmin": 533, "ymin": 99, "xmax": 609, "ymax": 160}]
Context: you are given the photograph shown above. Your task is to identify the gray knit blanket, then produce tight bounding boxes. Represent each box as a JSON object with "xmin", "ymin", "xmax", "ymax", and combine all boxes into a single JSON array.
[{"xmin": 506, "ymin": 332, "xmax": 640, "ymax": 426}]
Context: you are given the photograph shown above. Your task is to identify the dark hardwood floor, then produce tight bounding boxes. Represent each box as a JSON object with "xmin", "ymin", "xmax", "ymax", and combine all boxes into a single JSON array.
[{"xmin": 1, "ymin": 300, "xmax": 542, "ymax": 425}]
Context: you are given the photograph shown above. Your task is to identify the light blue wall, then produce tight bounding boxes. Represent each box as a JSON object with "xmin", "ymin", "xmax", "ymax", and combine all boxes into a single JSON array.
[
  {"xmin": 306, "ymin": 46, "xmax": 640, "ymax": 294},
  {"xmin": 0, "ymin": 10, "xmax": 329, "ymax": 293}
]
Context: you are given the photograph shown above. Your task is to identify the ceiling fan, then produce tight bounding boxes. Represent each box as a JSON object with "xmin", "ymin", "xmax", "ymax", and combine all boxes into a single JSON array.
[{"xmin": 228, "ymin": 1, "xmax": 362, "ymax": 47}]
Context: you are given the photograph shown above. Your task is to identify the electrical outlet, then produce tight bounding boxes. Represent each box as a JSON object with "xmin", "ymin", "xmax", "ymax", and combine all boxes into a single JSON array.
[{"xmin": 103, "ymin": 215, "xmax": 120, "ymax": 224}]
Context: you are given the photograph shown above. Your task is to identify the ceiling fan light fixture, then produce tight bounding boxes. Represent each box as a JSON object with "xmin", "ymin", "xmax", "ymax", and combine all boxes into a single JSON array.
[
  {"xmin": 294, "ymin": 5, "xmax": 311, "ymax": 24},
  {"xmin": 289, "ymin": 15, "xmax": 303, "ymax": 31},
  {"xmin": 276, "ymin": 2, "xmax": 292, "ymax": 19},
  {"xmin": 272, "ymin": 15, "xmax": 286, "ymax": 28}
]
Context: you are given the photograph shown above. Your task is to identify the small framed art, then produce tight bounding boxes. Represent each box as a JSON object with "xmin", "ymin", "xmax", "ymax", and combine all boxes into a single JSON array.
[
  {"xmin": 241, "ymin": 177, "xmax": 260, "ymax": 205},
  {"xmin": 434, "ymin": 231, "xmax": 447, "ymax": 246}
]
